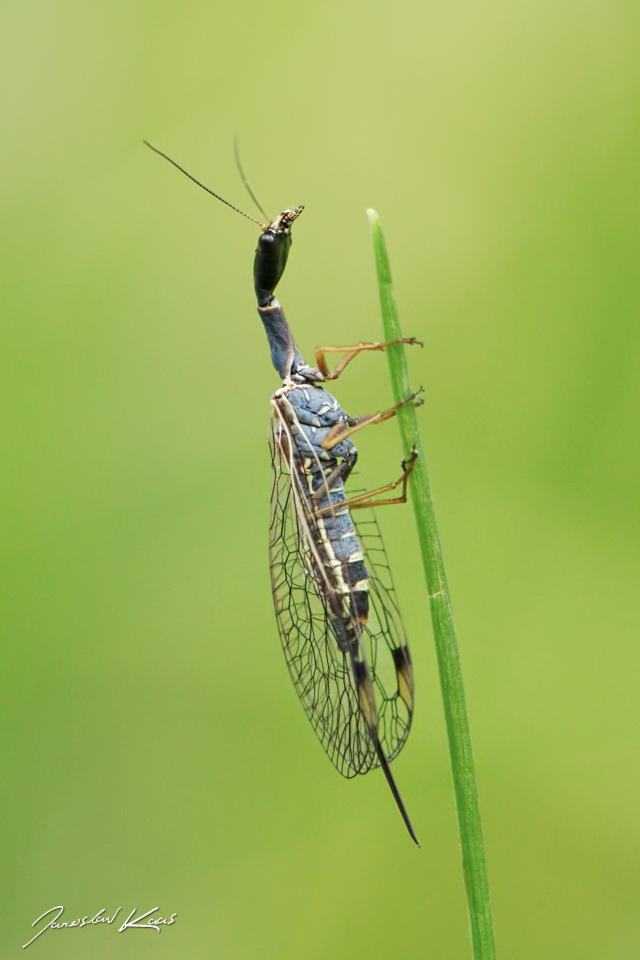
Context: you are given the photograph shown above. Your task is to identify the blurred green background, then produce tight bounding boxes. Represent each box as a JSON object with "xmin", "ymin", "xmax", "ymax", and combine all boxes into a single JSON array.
[{"xmin": 2, "ymin": 0, "xmax": 639, "ymax": 957}]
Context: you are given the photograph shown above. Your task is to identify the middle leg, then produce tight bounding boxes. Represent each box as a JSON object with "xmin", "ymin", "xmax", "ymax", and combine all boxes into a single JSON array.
[{"xmin": 320, "ymin": 388, "xmax": 424, "ymax": 450}]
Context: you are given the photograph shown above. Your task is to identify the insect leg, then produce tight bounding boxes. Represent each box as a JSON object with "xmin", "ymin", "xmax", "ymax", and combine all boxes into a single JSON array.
[
  {"xmin": 320, "ymin": 389, "xmax": 424, "ymax": 449},
  {"xmin": 309, "ymin": 451, "xmax": 358, "ymax": 503},
  {"xmin": 315, "ymin": 338, "xmax": 422, "ymax": 381},
  {"xmin": 315, "ymin": 448, "xmax": 418, "ymax": 516}
]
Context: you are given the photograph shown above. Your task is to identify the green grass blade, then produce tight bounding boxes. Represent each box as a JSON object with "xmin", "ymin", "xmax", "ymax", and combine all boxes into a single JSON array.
[{"xmin": 367, "ymin": 208, "xmax": 497, "ymax": 960}]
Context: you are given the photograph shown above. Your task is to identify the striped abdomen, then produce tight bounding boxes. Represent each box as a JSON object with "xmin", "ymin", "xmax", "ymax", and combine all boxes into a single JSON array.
[{"xmin": 297, "ymin": 459, "xmax": 369, "ymax": 654}]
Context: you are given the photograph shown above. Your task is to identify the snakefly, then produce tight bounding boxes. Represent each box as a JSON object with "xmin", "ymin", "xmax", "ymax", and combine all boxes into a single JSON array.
[{"xmin": 145, "ymin": 141, "xmax": 423, "ymax": 844}]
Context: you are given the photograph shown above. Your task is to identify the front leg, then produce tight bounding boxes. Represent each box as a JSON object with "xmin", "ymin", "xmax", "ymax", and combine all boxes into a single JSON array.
[{"xmin": 315, "ymin": 338, "xmax": 422, "ymax": 381}]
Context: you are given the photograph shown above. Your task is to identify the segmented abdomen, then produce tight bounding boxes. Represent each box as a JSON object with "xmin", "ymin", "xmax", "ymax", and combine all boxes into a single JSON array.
[
  {"xmin": 296, "ymin": 459, "xmax": 369, "ymax": 653},
  {"xmin": 269, "ymin": 384, "xmax": 414, "ymax": 777}
]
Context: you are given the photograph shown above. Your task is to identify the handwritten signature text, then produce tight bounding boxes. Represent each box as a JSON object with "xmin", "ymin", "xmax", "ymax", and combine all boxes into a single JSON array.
[{"xmin": 23, "ymin": 906, "xmax": 177, "ymax": 948}]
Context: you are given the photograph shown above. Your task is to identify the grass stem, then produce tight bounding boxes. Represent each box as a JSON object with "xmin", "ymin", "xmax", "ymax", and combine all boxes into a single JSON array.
[{"xmin": 367, "ymin": 209, "xmax": 497, "ymax": 960}]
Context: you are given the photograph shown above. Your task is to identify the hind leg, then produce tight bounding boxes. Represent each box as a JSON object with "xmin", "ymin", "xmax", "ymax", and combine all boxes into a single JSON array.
[{"xmin": 315, "ymin": 448, "xmax": 418, "ymax": 517}]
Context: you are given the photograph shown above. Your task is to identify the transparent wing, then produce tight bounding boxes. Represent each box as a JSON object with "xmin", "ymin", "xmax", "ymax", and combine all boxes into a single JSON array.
[
  {"xmin": 346, "ymin": 476, "xmax": 414, "ymax": 762},
  {"xmin": 268, "ymin": 404, "xmax": 413, "ymax": 778},
  {"xmin": 269, "ymin": 416, "xmax": 374, "ymax": 776}
]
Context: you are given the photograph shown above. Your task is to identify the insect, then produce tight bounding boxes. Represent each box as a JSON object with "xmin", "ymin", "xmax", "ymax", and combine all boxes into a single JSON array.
[{"xmin": 145, "ymin": 141, "xmax": 423, "ymax": 844}]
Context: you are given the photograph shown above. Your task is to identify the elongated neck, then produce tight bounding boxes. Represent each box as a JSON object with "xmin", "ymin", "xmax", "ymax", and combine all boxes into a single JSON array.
[{"xmin": 257, "ymin": 298, "xmax": 306, "ymax": 381}]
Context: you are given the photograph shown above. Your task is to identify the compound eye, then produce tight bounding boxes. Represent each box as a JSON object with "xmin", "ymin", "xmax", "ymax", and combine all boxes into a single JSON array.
[{"xmin": 259, "ymin": 231, "xmax": 275, "ymax": 251}]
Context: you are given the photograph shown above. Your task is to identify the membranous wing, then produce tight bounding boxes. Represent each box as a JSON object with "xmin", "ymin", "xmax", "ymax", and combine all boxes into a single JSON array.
[{"xmin": 269, "ymin": 400, "xmax": 413, "ymax": 778}]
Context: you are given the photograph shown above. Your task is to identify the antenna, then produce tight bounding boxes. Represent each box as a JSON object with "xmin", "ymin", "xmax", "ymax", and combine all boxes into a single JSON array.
[
  {"xmin": 143, "ymin": 140, "xmax": 266, "ymax": 230},
  {"xmin": 233, "ymin": 136, "xmax": 271, "ymax": 223}
]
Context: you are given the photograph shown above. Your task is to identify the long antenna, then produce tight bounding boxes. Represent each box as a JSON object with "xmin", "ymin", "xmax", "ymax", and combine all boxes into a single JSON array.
[
  {"xmin": 233, "ymin": 136, "xmax": 271, "ymax": 222},
  {"xmin": 143, "ymin": 140, "xmax": 266, "ymax": 229}
]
